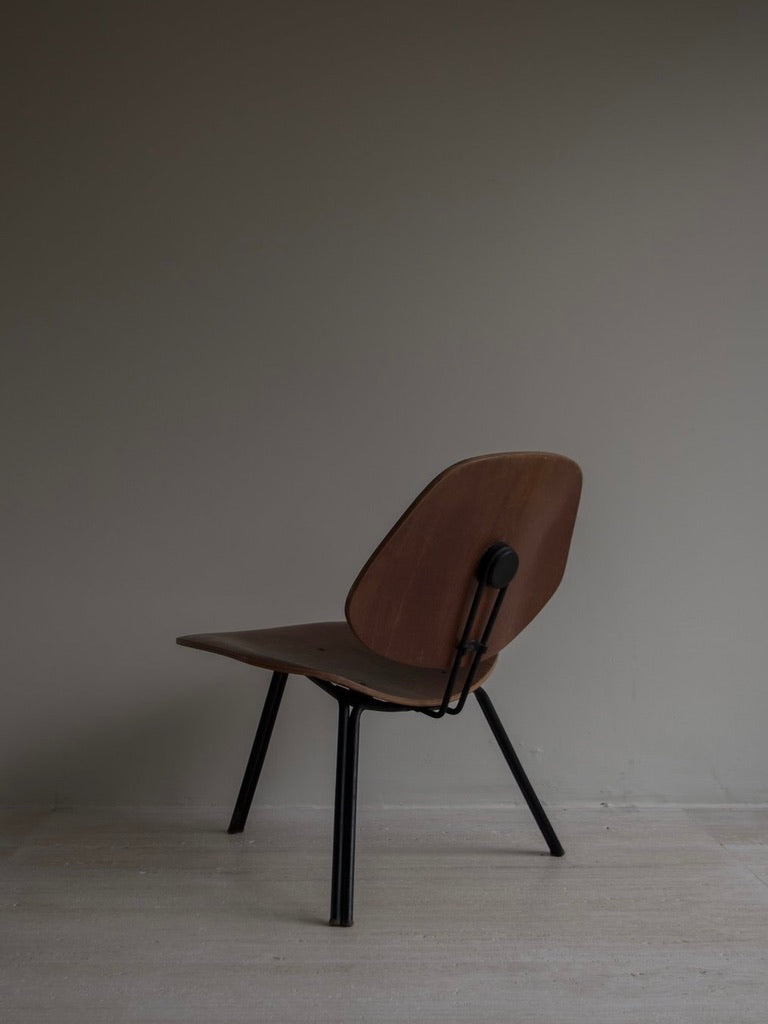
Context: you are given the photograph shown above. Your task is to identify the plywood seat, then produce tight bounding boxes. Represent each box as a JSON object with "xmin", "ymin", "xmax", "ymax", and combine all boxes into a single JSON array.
[{"xmin": 177, "ymin": 621, "xmax": 497, "ymax": 707}]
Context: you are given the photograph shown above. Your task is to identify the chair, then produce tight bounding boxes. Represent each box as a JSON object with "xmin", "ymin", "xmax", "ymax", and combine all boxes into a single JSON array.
[{"xmin": 177, "ymin": 451, "xmax": 582, "ymax": 925}]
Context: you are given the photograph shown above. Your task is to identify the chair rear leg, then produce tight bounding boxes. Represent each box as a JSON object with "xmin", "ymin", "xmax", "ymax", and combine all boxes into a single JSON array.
[
  {"xmin": 330, "ymin": 702, "xmax": 362, "ymax": 926},
  {"xmin": 475, "ymin": 688, "xmax": 564, "ymax": 856},
  {"xmin": 227, "ymin": 671, "xmax": 288, "ymax": 834}
]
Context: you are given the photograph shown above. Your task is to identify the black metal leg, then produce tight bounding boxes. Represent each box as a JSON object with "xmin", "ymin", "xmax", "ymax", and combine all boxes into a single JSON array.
[
  {"xmin": 330, "ymin": 700, "xmax": 349, "ymax": 923},
  {"xmin": 227, "ymin": 671, "xmax": 288, "ymax": 834},
  {"xmin": 329, "ymin": 702, "xmax": 362, "ymax": 926},
  {"xmin": 475, "ymin": 688, "xmax": 564, "ymax": 857}
]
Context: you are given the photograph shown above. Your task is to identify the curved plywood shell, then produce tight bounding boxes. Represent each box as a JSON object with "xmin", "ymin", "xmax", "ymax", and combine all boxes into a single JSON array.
[
  {"xmin": 345, "ymin": 452, "xmax": 582, "ymax": 670},
  {"xmin": 176, "ymin": 622, "xmax": 497, "ymax": 707}
]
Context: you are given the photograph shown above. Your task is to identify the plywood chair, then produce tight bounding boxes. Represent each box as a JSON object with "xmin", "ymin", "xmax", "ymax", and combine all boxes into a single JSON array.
[{"xmin": 177, "ymin": 452, "xmax": 582, "ymax": 925}]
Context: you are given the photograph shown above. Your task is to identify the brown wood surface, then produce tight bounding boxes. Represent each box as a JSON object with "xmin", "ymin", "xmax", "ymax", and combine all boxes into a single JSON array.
[
  {"xmin": 176, "ymin": 622, "xmax": 497, "ymax": 707},
  {"xmin": 345, "ymin": 452, "xmax": 582, "ymax": 670}
]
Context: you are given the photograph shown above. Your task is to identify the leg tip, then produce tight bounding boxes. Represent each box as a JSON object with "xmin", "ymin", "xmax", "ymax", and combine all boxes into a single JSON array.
[{"xmin": 328, "ymin": 918, "xmax": 354, "ymax": 927}]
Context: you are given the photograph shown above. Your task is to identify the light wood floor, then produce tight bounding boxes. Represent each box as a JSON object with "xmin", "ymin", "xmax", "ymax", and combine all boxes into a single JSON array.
[{"xmin": 1, "ymin": 805, "xmax": 767, "ymax": 1023}]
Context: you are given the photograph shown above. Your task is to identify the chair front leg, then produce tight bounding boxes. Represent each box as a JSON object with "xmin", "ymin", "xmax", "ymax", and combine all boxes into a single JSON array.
[
  {"xmin": 227, "ymin": 671, "xmax": 288, "ymax": 834},
  {"xmin": 330, "ymin": 700, "xmax": 349, "ymax": 922},
  {"xmin": 475, "ymin": 687, "xmax": 564, "ymax": 857},
  {"xmin": 329, "ymin": 702, "xmax": 363, "ymax": 926}
]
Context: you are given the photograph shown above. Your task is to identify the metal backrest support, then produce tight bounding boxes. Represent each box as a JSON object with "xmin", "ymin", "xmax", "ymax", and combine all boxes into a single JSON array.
[
  {"xmin": 421, "ymin": 541, "xmax": 520, "ymax": 718},
  {"xmin": 345, "ymin": 452, "xmax": 582, "ymax": 671}
]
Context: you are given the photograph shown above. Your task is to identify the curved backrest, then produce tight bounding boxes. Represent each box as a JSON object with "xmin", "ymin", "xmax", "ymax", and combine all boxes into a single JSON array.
[{"xmin": 345, "ymin": 452, "xmax": 582, "ymax": 670}]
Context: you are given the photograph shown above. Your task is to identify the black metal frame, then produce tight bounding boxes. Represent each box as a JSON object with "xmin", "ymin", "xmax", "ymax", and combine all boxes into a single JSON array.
[
  {"xmin": 226, "ymin": 543, "xmax": 564, "ymax": 926},
  {"xmin": 227, "ymin": 670, "xmax": 287, "ymax": 835},
  {"xmin": 420, "ymin": 541, "xmax": 519, "ymax": 719}
]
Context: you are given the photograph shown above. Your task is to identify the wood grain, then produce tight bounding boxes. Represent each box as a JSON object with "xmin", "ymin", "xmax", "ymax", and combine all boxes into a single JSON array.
[
  {"xmin": 177, "ymin": 622, "xmax": 497, "ymax": 707},
  {"xmin": 345, "ymin": 452, "xmax": 582, "ymax": 669}
]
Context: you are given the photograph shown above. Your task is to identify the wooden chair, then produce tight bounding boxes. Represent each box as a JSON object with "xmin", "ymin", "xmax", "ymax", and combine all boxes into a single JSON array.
[{"xmin": 177, "ymin": 452, "xmax": 582, "ymax": 925}]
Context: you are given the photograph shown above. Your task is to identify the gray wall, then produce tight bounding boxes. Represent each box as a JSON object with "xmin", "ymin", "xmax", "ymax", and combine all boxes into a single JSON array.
[{"xmin": 3, "ymin": 1, "xmax": 767, "ymax": 808}]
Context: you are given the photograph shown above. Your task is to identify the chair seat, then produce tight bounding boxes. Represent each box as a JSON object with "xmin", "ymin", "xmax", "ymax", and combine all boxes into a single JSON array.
[{"xmin": 176, "ymin": 621, "xmax": 497, "ymax": 708}]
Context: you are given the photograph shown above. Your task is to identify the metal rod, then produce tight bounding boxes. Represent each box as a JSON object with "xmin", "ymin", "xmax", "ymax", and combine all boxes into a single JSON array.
[
  {"xmin": 449, "ymin": 586, "xmax": 509, "ymax": 715},
  {"xmin": 433, "ymin": 577, "xmax": 486, "ymax": 714},
  {"xmin": 329, "ymin": 700, "xmax": 349, "ymax": 924},
  {"xmin": 475, "ymin": 687, "xmax": 564, "ymax": 857},
  {"xmin": 426, "ymin": 544, "xmax": 517, "ymax": 719},
  {"xmin": 227, "ymin": 671, "xmax": 288, "ymax": 834},
  {"xmin": 331, "ymin": 703, "xmax": 362, "ymax": 926},
  {"xmin": 310, "ymin": 677, "xmax": 411, "ymax": 712}
]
